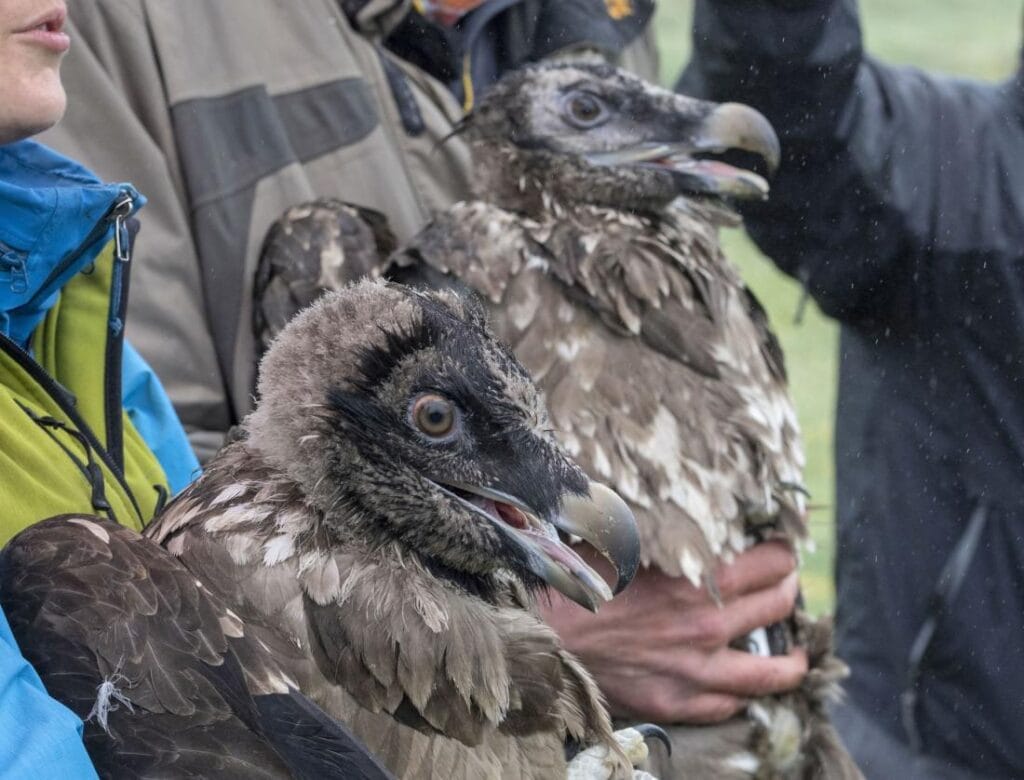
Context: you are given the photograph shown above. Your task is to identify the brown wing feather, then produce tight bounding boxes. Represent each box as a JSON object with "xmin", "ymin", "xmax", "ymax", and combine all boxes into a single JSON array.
[
  {"xmin": 253, "ymin": 198, "xmax": 395, "ymax": 362},
  {"xmin": 0, "ymin": 515, "xmax": 294, "ymax": 779},
  {"xmin": 388, "ymin": 202, "xmax": 544, "ymax": 303}
]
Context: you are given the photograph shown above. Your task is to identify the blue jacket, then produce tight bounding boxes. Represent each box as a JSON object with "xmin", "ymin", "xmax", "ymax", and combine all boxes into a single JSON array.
[
  {"xmin": 0, "ymin": 140, "xmax": 198, "ymax": 492},
  {"xmin": 0, "ymin": 140, "xmax": 200, "ymax": 777},
  {"xmin": 0, "ymin": 609, "xmax": 97, "ymax": 779}
]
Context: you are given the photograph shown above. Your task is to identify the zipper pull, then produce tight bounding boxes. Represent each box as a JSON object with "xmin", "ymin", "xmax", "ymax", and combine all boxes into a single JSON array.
[
  {"xmin": 108, "ymin": 192, "xmax": 135, "ymax": 338},
  {"xmin": 153, "ymin": 484, "xmax": 169, "ymax": 515},
  {"xmin": 112, "ymin": 193, "xmax": 134, "ymax": 263},
  {"xmin": 85, "ymin": 462, "xmax": 112, "ymax": 514}
]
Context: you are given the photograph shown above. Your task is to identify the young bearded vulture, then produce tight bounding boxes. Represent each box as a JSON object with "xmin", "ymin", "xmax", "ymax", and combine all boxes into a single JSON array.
[
  {"xmin": 253, "ymin": 63, "xmax": 862, "ymax": 779},
  {"xmin": 3, "ymin": 281, "xmax": 651, "ymax": 779}
]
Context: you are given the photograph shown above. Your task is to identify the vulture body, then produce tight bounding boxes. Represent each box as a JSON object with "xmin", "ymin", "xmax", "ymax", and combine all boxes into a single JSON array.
[
  {"xmin": 254, "ymin": 63, "xmax": 861, "ymax": 779},
  {"xmin": 150, "ymin": 281, "xmax": 644, "ymax": 779},
  {"xmin": 3, "ymin": 281, "xmax": 646, "ymax": 779}
]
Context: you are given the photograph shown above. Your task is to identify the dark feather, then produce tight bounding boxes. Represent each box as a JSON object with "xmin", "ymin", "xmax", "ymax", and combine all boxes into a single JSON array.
[
  {"xmin": 253, "ymin": 198, "xmax": 396, "ymax": 368},
  {"xmin": 255, "ymin": 689, "xmax": 395, "ymax": 779}
]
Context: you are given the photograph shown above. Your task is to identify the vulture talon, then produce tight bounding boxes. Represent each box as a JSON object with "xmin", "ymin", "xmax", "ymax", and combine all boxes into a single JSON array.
[
  {"xmin": 567, "ymin": 725, "xmax": 667, "ymax": 779},
  {"xmin": 633, "ymin": 723, "xmax": 672, "ymax": 756}
]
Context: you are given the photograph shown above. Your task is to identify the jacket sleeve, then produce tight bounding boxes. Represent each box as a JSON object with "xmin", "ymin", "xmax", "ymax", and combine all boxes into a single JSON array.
[
  {"xmin": 677, "ymin": 0, "xmax": 1012, "ymax": 326},
  {"xmin": 0, "ymin": 608, "xmax": 98, "ymax": 779},
  {"xmin": 39, "ymin": 3, "xmax": 232, "ymax": 461}
]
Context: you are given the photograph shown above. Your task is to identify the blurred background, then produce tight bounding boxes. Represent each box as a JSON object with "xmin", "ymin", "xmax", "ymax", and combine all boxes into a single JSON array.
[{"xmin": 652, "ymin": 0, "xmax": 1022, "ymax": 614}]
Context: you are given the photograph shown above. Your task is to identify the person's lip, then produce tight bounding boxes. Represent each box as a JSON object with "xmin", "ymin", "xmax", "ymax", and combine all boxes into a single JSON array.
[{"xmin": 13, "ymin": 5, "xmax": 70, "ymax": 53}]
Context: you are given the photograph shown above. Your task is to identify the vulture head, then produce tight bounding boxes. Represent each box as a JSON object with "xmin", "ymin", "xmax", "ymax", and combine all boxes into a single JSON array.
[
  {"xmin": 463, "ymin": 61, "xmax": 780, "ymax": 214},
  {"xmin": 248, "ymin": 280, "xmax": 639, "ymax": 611}
]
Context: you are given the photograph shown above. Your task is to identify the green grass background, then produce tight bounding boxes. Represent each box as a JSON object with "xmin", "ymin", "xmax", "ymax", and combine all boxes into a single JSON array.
[{"xmin": 652, "ymin": 0, "xmax": 1021, "ymax": 614}]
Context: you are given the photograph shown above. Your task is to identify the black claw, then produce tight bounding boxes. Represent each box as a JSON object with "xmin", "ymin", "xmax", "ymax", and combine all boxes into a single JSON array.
[
  {"xmin": 634, "ymin": 723, "xmax": 671, "ymax": 756},
  {"xmin": 563, "ymin": 737, "xmax": 583, "ymax": 762}
]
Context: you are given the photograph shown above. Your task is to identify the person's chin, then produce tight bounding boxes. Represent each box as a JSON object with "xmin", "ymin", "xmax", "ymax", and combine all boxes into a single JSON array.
[{"xmin": 0, "ymin": 85, "xmax": 66, "ymax": 144}]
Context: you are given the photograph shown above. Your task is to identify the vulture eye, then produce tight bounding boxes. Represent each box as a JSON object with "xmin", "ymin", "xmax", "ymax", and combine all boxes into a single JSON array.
[
  {"xmin": 563, "ymin": 91, "xmax": 609, "ymax": 129},
  {"xmin": 411, "ymin": 393, "xmax": 457, "ymax": 438}
]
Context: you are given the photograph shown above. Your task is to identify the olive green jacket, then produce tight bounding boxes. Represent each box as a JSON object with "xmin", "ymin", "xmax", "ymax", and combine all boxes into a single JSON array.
[{"xmin": 0, "ymin": 233, "xmax": 168, "ymax": 542}]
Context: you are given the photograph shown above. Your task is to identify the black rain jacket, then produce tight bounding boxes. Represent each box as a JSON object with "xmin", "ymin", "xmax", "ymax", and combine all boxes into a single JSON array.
[{"xmin": 679, "ymin": 1, "xmax": 1024, "ymax": 776}]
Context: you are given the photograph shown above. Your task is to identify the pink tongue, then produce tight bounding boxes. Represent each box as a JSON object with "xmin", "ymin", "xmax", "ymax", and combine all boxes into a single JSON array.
[{"xmin": 469, "ymin": 496, "xmax": 505, "ymax": 523}]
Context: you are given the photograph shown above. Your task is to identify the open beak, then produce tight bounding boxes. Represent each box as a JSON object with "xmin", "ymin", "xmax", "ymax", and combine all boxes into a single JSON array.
[
  {"xmin": 436, "ymin": 480, "xmax": 640, "ymax": 612},
  {"xmin": 585, "ymin": 101, "xmax": 780, "ymax": 201}
]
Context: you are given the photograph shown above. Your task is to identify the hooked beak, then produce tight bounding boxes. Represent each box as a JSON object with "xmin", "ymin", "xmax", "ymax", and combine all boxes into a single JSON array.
[
  {"xmin": 585, "ymin": 101, "xmax": 780, "ymax": 201},
  {"xmin": 692, "ymin": 101, "xmax": 780, "ymax": 173},
  {"xmin": 436, "ymin": 479, "xmax": 640, "ymax": 612}
]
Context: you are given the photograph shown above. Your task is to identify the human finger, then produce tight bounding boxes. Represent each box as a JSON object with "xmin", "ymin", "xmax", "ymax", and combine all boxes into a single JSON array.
[
  {"xmin": 679, "ymin": 570, "xmax": 799, "ymax": 649},
  {"xmin": 713, "ymin": 541, "xmax": 797, "ymax": 600},
  {"xmin": 604, "ymin": 673, "xmax": 747, "ymax": 723},
  {"xmin": 666, "ymin": 692, "xmax": 748, "ymax": 724},
  {"xmin": 692, "ymin": 646, "xmax": 808, "ymax": 697}
]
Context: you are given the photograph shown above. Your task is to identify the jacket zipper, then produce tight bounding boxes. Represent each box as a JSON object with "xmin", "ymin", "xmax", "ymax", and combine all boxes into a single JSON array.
[
  {"xmin": 23, "ymin": 192, "xmax": 134, "ymax": 311},
  {"xmin": 104, "ymin": 195, "xmax": 135, "ymax": 472},
  {"xmin": 0, "ymin": 190, "xmax": 143, "ymax": 523}
]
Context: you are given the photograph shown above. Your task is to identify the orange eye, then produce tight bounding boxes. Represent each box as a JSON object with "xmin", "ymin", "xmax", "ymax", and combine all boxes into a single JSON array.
[
  {"xmin": 564, "ymin": 91, "xmax": 608, "ymax": 128},
  {"xmin": 412, "ymin": 394, "xmax": 456, "ymax": 437}
]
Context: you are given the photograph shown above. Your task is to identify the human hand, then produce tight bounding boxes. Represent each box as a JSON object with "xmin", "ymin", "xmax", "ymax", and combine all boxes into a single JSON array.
[{"xmin": 539, "ymin": 541, "xmax": 807, "ymax": 723}]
